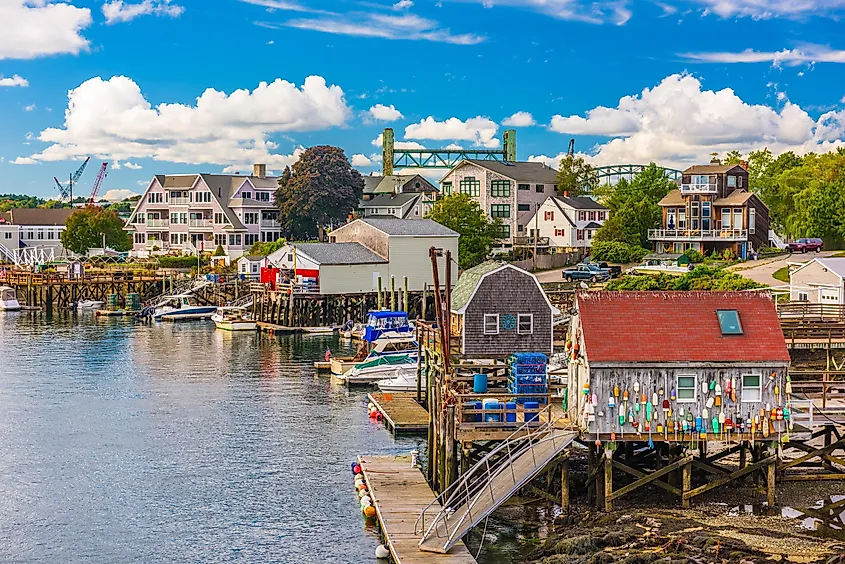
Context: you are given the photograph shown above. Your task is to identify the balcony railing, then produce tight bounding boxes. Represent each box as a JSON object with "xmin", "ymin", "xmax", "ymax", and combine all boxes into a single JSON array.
[
  {"xmin": 146, "ymin": 219, "xmax": 169, "ymax": 228},
  {"xmin": 681, "ymin": 183, "xmax": 717, "ymax": 194},
  {"xmin": 189, "ymin": 219, "xmax": 212, "ymax": 228},
  {"xmin": 513, "ymin": 236, "xmax": 550, "ymax": 247},
  {"xmin": 260, "ymin": 219, "xmax": 279, "ymax": 228},
  {"xmin": 649, "ymin": 228, "xmax": 748, "ymax": 241},
  {"xmin": 170, "ymin": 197, "xmax": 190, "ymax": 205}
]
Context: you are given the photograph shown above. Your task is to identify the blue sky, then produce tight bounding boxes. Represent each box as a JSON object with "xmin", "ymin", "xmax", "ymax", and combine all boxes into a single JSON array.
[{"xmin": 1, "ymin": 0, "xmax": 844, "ymax": 200}]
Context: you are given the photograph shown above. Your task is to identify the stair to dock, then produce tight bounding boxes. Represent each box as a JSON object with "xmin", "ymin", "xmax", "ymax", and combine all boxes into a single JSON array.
[{"xmin": 417, "ymin": 407, "xmax": 577, "ymax": 554}]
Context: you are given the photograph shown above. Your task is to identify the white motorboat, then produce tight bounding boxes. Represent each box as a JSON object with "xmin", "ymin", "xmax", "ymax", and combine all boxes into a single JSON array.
[
  {"xmin": 0, "ymin": 286, "xmax": 21, "ymax": 311},
  {"xmin": 150, "ymin": 294, "xmax": 217, "ymax": 321},
  {"xmin": 338, "ymin": 354, "xmax": 418, "ymax": 386},
  {"xmin": 212, "ymin": 307, "xmax": 257, "ymax": 331},
  {"xmin": 376, "ymin": 367, "xmax": 420, "ymax": 393},
  {"xmin": 75, "ymin": 299, "xmax": 105, "ymax": 310}
]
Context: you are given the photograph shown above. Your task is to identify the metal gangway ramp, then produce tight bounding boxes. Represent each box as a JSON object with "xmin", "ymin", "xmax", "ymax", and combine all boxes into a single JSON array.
[{"xmin": 416, "ymin": 406, "xmax": 577, "ymax": 554}]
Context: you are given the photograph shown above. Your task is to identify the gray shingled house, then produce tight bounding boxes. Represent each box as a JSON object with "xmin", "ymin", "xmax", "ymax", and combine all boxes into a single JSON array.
[{"xmin": 450, "ymin": 262, "xmax": 557, "ymax": 358}]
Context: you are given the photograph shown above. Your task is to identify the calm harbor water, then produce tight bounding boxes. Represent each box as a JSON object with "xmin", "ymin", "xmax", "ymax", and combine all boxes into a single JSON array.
[{"xmin": 0, "ymin": 312, "xmax": 428, "ymax": 563}]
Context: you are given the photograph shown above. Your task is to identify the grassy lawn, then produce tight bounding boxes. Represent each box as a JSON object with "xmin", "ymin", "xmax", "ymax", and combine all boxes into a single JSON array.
[{"xmin": 772, "ymin": 266, "xmax": 790, "ymax": 283}]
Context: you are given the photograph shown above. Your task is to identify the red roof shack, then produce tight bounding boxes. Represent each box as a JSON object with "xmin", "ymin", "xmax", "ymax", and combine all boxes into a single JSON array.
[{"xmin": 568, "ymin": 291, "xmax": 790, "ymax": 437}]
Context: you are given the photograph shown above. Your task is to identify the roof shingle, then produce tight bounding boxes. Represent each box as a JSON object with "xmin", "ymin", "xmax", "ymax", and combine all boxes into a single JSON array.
[
  {"xmin": 361, "ymin": 218, "xmax": 458, "ymax": 237},
  {"xmin": 290, "ymin": 242, "xmax": 387, "ymax": 265},
  {"xmin": 462, "ymin": 160, "xmax": 559, "ymax": 184},
  {"xmin": 576, "ymin": 291, "xmax": 790, "ymax": 364}
]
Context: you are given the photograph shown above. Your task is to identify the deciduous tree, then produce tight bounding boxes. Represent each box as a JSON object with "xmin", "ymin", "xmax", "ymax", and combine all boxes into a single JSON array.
[
  {"xmin": 276, "ymin": 146, "xmax": 363, "ymax": 240},
  {"xmin": 556, "ymin": 154, "xmax": 598, "ymax": 196},
  {"xmin": 425, "ymin": 194, "xmax": 502, "ymax": 269},
  {"xmin": 61, "ymin": 206, "xmax": 131, "ymax": 255}
]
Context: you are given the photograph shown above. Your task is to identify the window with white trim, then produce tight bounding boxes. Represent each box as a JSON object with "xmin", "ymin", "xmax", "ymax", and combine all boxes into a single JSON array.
[
  {"xmin": 676, "ymin": 374, "xmax": 697, "ymax": 403},
  {"xmin": 517, "ymin": 314, "xmax": 533, "ymax": 334},
  {"xmin": 483, "ymin": 314, "xmax": 499, "ymax": 335},
  {"xmin": 797, "ymin": 291, "xmax": 809, "ymax": 301},
  {"xmin": 742, "ymin": 374, "xmax": 761, "ymax": 402},
  {"xmin": 749, "ymin": 208, "xmax": 756, "ymax": 234}
]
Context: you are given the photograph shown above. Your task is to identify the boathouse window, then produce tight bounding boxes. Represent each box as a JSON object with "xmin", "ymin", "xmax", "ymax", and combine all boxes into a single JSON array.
[
  {"xmin": 483, "ymin": 314, "xmax": 499, "ymax": 335},
  {"xmin": 441, "ymin": 182, "xmax": 452, "ymax": 195},
  {"xmin": 518, "ymin": 183, "xmax": 530, "ymax": 191},
  {"xmin": 727, "ymin": 175, "xmax": 737, "ymax": 188},
  {"xmin": 716, "ymin": 309, "xmax": 743, "ymax": 335},
  {"xmin": 676, "ymin": 375, "xmax": 697, "ymax": 402},
  {"xmin": 490, "ymin": 180, "xmax": 511, "ymax": 197},
  {"xmin": 459, "ymin": 177, "xmax": 480, "ymax": 197},
  {"xmin": 490, "ymin": 204, "xmax": 510, "ymax": 218},
  {"xmin": 797, "ymin": 291, "xmax": 809, "ymax": 301},
  {"xmin": 742, "ymin": 374, "xmax": 761, "ymax": 402},
  {"xmin": 517, "ymin": 314, "xmax": 533, "ymax": 334}
]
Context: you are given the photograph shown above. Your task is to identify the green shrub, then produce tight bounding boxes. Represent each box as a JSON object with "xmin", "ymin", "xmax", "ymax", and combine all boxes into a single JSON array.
[
  {"xmin": 683, "ymin": 249, "xmax": 705, "ymax": 263},
  {"xmin": 606, "ymin": 266, "xmax": 762, "ymax": 292},
  {"xmin": 157, "ymin": 255, "xmax": 209, "ymax": 269},
  {"xmin": 590, "ymin": 241, "xmax": 650, "ymax": 264}
]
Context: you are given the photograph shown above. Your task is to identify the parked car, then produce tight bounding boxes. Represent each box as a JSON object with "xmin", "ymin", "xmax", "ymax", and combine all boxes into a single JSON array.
[
  {"xmin": 595, "ymin": 262, "xmax": 622, "ymax": 278},
  {"xmin": 563, "ymin": 264, "xmax": 610, "ymax": 283},
  {"xmin": 787, "ymin": 238, "xmax": 824, "ymax": 253}
]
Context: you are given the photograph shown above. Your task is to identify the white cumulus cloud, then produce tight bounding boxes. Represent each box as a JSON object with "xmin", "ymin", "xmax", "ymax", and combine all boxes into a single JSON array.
[
  {"xmin": 351, "ymin": 154, "xmax": 374, "ymax": 167},
  {"xmin": 24, "ymin": 104, "xmax": 36, "ymax": 111},
  {"xmin": 405, "ymin": 116, "xmax": 500, "ymax": 148},
  {"xmin": 102, "ymin": 189, "xmax": 140, "ymax": 202},
  {"xmin": 502, "ymin": 111, "xmax": 536, "ymax": 127},
  {"xmin": 0, "ymin": 74, "xmax": 28, "ymax": 87},
  {"xmin": 124, "ymin": 161, "xmax": 143, "ymax": 169},
  {"xmin": 274, "ymin": 12, "xmax": 484, "ymax": 45},
  {"xmin": 371, "ymin": 132, "xmax": 426, "ymax": 150},
  {"xmin": 11, "ymin": 157, "xmax": 39, "ymax": 165},
  {"xmin": 0, "ymin": 1, "xmax": 92, "ymax": 60},
  {"xmin": 682, "ymin": 44, "xmax": 845, "ymax": 66},
  {"xmin": 17, "ymin": 75, "xmax": 353, "ymax": 168},
  {"xmin": 368, "ymin": 103, "xmax": 404, "ymax": 122},
  {"xmin": 393, "ymin": 0, "xmax": 414, "ymax": 8},
  {"xmin": 692, "ymin": 0, "xmax": 845, "ymax": 19},
  {"xmin": 102, "ymin": 0, "xmax": 184, "ymax": 24},
  {"xmin": 545, "ymin": 73, "xmax": 845, "ymax": 168}
]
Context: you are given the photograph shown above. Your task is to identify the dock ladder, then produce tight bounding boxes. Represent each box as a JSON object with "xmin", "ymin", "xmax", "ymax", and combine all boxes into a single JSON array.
[{"xmin": 415, "ymin": 405, "xmax": 577, "ymax": 554}]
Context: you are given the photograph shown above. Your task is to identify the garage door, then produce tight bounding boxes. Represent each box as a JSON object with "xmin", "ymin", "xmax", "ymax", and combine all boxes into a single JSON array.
[{"xmin": 819, "ymin": 288, "xmax": 839, "ymax": 303}]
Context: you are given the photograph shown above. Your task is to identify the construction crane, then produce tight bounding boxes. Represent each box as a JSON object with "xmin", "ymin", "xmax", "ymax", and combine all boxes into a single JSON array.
[
  {"xmin": 88, "ymin": 162, "xmax": 109, "ymax": 205},
  {"xmin": 53, "ymin": 157, "xmax": 91, "ymax": 202}
]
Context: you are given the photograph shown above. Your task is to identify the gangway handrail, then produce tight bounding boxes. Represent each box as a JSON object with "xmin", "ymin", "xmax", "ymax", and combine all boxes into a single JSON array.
[{"xmin": 415, "ymin": 402, "xmax": 572, "ymax": 550}]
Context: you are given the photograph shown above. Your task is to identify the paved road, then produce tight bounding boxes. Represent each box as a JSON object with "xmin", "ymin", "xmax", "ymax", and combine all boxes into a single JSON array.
[{"xmin": 728, "ymin": 251, "xmax": 836, "ymax": 287}]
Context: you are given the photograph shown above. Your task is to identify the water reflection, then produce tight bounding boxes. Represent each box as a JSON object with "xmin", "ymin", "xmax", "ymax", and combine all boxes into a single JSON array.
[{"xmin": 0, "ymin": 314, "xmax": 424, "ymax": 563}]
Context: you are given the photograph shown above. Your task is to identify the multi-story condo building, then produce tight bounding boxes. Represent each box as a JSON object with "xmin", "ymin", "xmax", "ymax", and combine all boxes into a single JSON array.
[
  {"xmin": 439, "ymin": 160, "xmax": 558, "ymax": 249},
  {"xmin": 359, "ymin": 173, "xmax": 438, "ymax": 219},
  {"xmin": 650, "ymin": 161, "xmax": 771, "ymax": 258},
  {"xmin": 125, "ymin": 164, "xmax": 282, "ymax": 259},
  {"xmin": 0, "ymin": 208, "xmax": 74, "ymax": 255}
]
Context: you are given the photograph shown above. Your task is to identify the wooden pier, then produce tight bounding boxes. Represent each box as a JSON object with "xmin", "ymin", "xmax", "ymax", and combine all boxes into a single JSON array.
[
  {"xmin": 368, "ymin": 392, "xmax": 428, "ymax": 433},
  {"xmin": 358, "ymin": 455, "xmax": 477, "ymax": 564}
]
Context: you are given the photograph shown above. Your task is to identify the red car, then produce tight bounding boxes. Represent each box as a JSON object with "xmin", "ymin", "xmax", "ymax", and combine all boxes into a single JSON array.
[{"xmin": 787, "ymin": 238, "xmax": 824, "ymax": 253}]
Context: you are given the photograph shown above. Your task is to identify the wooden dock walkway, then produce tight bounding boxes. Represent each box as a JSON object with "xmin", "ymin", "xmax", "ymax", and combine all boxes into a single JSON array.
[
  {"xmin": 368, "ymin": 392, "xmax": 429, "ymax": 433},
  {"xmin": 358, "ymin": 455, "xmax": 477, "ymax": 564}
]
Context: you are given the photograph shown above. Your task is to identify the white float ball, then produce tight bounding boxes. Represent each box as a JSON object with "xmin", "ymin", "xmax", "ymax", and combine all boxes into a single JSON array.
[{"xmin": 375, "ymin": 544, "xmax": 390, "ymax": 559}]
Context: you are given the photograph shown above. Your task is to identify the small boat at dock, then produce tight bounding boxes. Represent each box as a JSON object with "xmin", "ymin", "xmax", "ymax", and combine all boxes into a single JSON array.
[
  {"xmin": 338, "ymin": 354, "xmax": 417, "ymax": 386},
  {"xmin": 212, "ymin": 307, "xmax": 257, "ymax": 331},
  {"xmin": 74, "ymin": 299, "xmax": 105, "ymax": 311},
  {"xmin": 376, "ymin": 368, "xmax": 420, "ymax": 393},
  {"xmin": 147, "ymin": 294, "xmax": 217, "ymax": 321},
  {"xmin": 0, "ymin": 286, "xmax": 21, "ymax": 311}
]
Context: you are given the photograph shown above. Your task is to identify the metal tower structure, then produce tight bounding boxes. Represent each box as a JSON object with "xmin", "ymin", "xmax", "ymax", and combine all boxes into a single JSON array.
[
  {"xmin": 53, "ymin": 157, "xmax": 91, "ymax": 202},
  {"xmin": 592, "ymin": 164, "xmax": 682, "ymax": 185},
  {"xmin": 88, "ymin": 162, "xmax": 109, "ymax": 204},
  {"xmin": 381, "ymin": 128, "xmax": 516, "ymax": 176}
]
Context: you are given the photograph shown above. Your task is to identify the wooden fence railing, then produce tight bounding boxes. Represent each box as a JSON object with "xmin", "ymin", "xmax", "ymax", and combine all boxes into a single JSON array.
[
  {"xmin": 778, "ymin": 302, "xmax": 845, "ymax": 322},
  {"xmin": 782, "ymin": 323, "xmax": 845, "ymax": 344}
]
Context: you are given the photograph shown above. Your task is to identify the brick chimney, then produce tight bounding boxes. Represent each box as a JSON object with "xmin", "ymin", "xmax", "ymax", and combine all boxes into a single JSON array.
[
  {"xmin": 740, "ymin": 160, "xmax": 749, "ymax": 170},
  {"xmin": 253, "ymin": 163, "xmax": 266, "ymax": 179}
]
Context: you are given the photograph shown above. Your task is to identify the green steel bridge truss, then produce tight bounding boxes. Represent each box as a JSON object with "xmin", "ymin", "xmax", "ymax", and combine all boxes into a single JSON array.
[
  {"xmin": 592, "ymin": 164, "xmax": 682, "ymax": 183},
  {"xmin": 382, "ymin": 128, "xmax": 516, "ymax": 175}
]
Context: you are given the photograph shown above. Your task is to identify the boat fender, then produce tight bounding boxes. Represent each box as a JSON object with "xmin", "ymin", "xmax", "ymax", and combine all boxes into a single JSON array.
[
  {"xmin": 363, "ymin": 505, "xmax": 377, "ymax": 519},
  {"xmin": 375, "ymin": 544, "xmax": 390, "ymax": 559},
  {"xmin": 352, "ymin": 463, "xmax": 362, "ymax": 475},
  {"xmin": 705, "ymin": 397, "xmax": 714, "ymax": 409}
]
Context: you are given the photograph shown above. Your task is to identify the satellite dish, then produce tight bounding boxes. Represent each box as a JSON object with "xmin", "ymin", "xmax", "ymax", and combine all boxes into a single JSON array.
[{"xmin": 580, "ymin": 282, "xmax": 589, "ymax": 290}]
